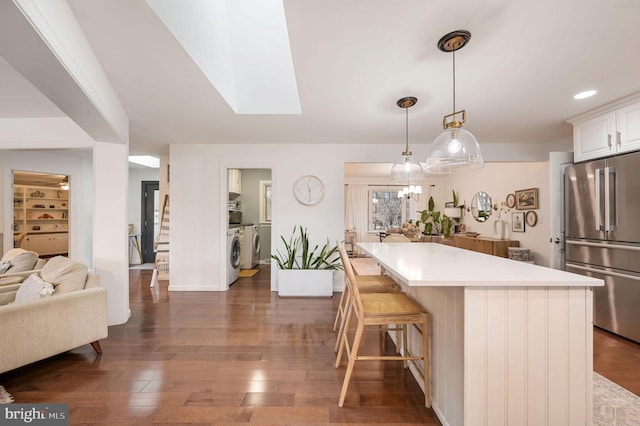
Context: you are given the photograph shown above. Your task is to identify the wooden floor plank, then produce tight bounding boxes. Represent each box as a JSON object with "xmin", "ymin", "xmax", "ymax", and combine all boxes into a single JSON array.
[{"xmin": 1, "ymin": 265, "xmax": 638, "ymax": 424}]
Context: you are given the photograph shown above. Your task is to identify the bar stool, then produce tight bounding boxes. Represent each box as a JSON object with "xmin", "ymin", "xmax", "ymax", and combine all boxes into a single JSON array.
[
  {"xmin": 333, "ymin": 243, "xmax": 398, "ymax": 352},
  {"xmin": 335, "ymin": 241, "xmax": 430, "ymax": 408}
]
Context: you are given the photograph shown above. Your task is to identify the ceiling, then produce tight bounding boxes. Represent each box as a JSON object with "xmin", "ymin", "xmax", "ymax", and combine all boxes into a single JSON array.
[{"xmin": 2, "ymin": 0, "xmax": 640, "ymax": 157}]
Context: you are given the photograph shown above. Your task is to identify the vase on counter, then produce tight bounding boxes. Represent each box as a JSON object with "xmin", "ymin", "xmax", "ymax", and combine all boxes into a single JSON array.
[{"xmin": 493, "ymin": 219, "xmax": 505, "ymax": 240}]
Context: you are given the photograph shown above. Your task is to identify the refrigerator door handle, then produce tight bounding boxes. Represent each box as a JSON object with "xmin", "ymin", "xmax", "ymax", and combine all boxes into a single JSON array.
[
  {"xmin": 567, "ymin": 263, "xmax": 640, "ymax": 282},
  {"xmin": 595, "ymin": 167, "xmax": 603, "ymax": 231},
  {"xmin": 604, "ymin": 166, "xmax": 610, "ymax": 232},
  {"xmin": 607, "ymin": 166, "xmax": 618, "ymax": 231},
  {"xmin": 566, "ymin": 239, "xmax": 640, "ymax": 252}
]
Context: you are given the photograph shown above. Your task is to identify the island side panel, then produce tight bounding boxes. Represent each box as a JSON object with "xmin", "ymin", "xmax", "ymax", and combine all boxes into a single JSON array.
[
  {"xmin": 464, "ymin": 286, "xmax": 593, "ymax": 426},
  {"xmin": 400, "ymin": 284, "xmax": 465, "ymax": 426}
]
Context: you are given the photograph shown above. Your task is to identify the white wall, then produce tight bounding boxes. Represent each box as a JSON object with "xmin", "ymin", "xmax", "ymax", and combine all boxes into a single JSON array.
[
  {"xmin": 169, "ymin": 142, "xmax": 565, "ymax": 294},
  {"xmin": 94, "ymin": 142, "xmax": 130, "ymax": 325},
  {"xmin": 0, "ymin": 149, "xmax": 93, "ymax": 266},
  {"xmin": 441, "ymin": 162, "xmax": 552, "ymax": 267}
]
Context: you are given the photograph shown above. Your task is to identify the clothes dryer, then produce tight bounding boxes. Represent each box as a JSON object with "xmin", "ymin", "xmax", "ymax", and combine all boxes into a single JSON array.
[
  {"xmin": 242, "ymin": 225, "xmax": 260, "ymax": 269},
  {"xmin": 227, "ymin": 228, "xmax": 241, "ymax": 285}
]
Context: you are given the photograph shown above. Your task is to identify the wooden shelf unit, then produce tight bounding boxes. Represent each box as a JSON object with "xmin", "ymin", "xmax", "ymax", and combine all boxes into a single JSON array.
[
  {"xmin": 450, "ymin": 234, "xmax": 519, "ymax": 258},
  {"xmin": 13, "ymin": 184, "xmax": 69, "ymax": 255}
]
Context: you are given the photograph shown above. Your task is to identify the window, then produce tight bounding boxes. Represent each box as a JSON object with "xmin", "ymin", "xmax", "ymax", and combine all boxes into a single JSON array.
[
  {"xmin": 260, "ymin": 180, "xmax": 272, "ymax": 223},
  {"xmin": 369, "ymin": 187, "xmax": 412, "ymax": 231}
]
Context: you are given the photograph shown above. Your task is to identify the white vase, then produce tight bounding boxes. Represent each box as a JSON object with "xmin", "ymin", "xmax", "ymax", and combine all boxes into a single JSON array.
[{"xmin": 493, "ymin": 219, "xmax": 505, "ymax": 240}]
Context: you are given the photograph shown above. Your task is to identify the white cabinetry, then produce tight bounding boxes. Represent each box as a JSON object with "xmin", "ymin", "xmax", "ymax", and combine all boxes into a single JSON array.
[
  {"xmin": 22, "ymin": 233, "xmax": 69, "ymax": 256},
  {"xmin": 228, "ymin": 169, "xmax": 241, "ymax": 194},
  {"xmin": 13, "ymin": 185, "xmax": 69, "ymax": 255},
  {"xmin": 571, "ymin": 97, "xmax": 640, "ymax": 162}
]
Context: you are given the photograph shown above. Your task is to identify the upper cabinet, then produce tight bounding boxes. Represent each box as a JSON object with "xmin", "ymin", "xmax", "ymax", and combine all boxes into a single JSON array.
[
  {"xmin": 570, "ymin": 96, "xmax": 640, "ymax": 162},
  {"xmin": 228, "ymin": 169, "xmax": 242, "ymax": 197}
]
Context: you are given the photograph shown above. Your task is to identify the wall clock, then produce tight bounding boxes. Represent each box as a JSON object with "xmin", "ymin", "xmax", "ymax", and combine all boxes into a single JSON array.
[{"xmin": 293, "ymin": 175, "xmax": 324, "ymax": 205}]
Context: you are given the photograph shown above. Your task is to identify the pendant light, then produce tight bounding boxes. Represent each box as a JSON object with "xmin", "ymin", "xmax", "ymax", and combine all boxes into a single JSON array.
[
  {"xmin": 390, "ymin": 96, "xmax": 425, "ymax": 201},
  {"xmin": 425, "ymin": 30, "xmax": 483, "ymax": 174}
]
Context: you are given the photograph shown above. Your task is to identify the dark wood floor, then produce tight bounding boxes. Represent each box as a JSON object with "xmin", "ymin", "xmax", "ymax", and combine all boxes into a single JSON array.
[
  {"xmin": 0, "ymin": 266, "xmax": 440, "ymax": 425},
  {"xmin": 2, "ymin": 267, "xmax": 639, "ymax": 424}
]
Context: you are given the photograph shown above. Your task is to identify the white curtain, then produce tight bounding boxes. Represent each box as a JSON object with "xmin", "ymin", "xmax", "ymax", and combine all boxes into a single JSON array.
[{"xmin": 344, "ymin": 184, "xmax": 369, "ymax": 249}]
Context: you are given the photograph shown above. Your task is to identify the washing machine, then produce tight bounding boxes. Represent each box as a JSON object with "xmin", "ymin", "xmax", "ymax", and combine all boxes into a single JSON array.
[
  {"xmin": 242, "ymin": 225, "xmax": 261, "ymax": 269},
  {"xmin": 227, "ymin": 228, "xmax": 241, "ymax": 285}
]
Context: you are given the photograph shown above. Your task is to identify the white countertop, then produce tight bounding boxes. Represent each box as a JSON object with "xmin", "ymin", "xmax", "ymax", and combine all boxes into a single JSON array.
[{"xmin": 357, "ymin": 242, "xmax": 604, "ymax": 287}]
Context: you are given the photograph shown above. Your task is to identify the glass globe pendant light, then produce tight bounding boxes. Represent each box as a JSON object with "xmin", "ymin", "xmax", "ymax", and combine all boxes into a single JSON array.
[
  {"xmin": 390, "ymin": 97, "xmax": 425, "ymax": 201},
  {"xmin": 425, "ymin": 30, "xmax": 483, "ymax": 174}
]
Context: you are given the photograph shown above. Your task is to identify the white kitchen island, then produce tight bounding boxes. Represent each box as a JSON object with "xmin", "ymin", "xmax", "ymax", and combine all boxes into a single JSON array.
[{"xmin": 357, "ymin": 242, "xmax": 604, "ymax": 426}]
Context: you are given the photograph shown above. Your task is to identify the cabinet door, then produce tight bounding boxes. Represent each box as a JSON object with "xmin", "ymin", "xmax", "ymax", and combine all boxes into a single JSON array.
[
  {"xmin": 228, "ymin": 169, "xmax": 242, "ymax": 194},
  {"xmin": 616, "ymin": 101, "xmax": 640, "ymax": 154},
  {"xmin": 51, "ymin": 234, "xmax": 69, "ymax": 254},
  {"xmin": 573, "ymin": 112, "xmax": 616, "ymax": 162},
  {"xmin": 23, "ymin": 234, "xmax": 52, "ymax": 255}
]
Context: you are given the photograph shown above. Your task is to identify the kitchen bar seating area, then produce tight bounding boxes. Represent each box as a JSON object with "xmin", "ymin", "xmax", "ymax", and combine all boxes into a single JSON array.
[{"xmin": 335, "ymin": 241, "xmax": 430, "ymax": 408}]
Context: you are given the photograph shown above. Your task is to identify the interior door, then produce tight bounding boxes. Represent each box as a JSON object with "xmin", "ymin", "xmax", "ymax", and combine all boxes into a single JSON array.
[{"xmin": 141, "ymin": 181, "xmax": 159, "ymax": 263}]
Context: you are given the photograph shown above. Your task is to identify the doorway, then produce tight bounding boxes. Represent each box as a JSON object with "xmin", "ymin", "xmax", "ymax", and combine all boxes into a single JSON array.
[
  {"xmin": 12, "ymin": 170, "xmax": 70, "ymax": 256},
  {"xmin": 140, "ymin": 181, "xmax": 159, "ymax": 263}
]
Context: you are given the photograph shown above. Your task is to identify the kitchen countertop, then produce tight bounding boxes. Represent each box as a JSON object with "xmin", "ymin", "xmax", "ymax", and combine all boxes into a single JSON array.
[{"xmin": 357, "ymin": 242, "xmax": 604, "ymax": 287}]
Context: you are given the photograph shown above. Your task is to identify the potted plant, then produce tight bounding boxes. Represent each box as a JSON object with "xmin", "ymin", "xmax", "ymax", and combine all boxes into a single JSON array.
[
  {"xmin": 418, "ymin": 191, "xmax": 462, "ymax": 239},
  {"xmin": 271, "ymin": 226, "xmax": 342, "ymax": 297}
]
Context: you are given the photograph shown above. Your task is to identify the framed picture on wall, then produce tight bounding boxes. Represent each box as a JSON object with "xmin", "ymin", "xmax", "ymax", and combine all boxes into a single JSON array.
[
  {"xmin": 514, "ymin": 188, "xmax": 539, "ymax": 210},
  {"xmin": 512, "ymin": 212, "xmax": 525, "ymax": 232}
]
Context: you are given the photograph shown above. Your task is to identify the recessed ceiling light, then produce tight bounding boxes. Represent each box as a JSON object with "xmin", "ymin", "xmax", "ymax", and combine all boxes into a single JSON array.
[{"xmin": 573, "ymin": 90, "xmax": 597, "ymax": 100}]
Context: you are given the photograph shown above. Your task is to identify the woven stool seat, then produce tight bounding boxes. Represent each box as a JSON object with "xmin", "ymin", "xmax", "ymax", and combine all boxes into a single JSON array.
[
  {"xmin": 360, "ymin": 292, "xmax": 422, "ymax": 316},
  {"xmin": 334, "ymin": 241, "xmax": 430, "ymax": 408}
]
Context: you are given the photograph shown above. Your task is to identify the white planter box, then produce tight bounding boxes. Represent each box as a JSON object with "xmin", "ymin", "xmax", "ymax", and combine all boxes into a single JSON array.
[{"xmin": 277, "ymin": 269, "xmax": 334, "ymax": 297}]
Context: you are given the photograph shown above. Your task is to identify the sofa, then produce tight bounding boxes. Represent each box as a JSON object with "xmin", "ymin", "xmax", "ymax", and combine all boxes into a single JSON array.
[
  {"xmin": 0, "ymin": 256, "xmax": 108, "ymax": 374},
  {"xmin": 0, "ymin": 248, "xmax": 47, "ymax": 287}
]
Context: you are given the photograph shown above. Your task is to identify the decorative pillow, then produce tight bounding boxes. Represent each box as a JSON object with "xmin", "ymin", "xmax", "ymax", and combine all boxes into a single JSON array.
[
  {"xmin": 0, "ymin": 260, "xmax": 11, "ymax": 274},
  {"xmin": 40, "ymin": 256, "xmax": 88, "ymax": 294},
  {"xmin": 5, "ymin": 251, "xmax": 39, "ymax": 273},
  {"xmin": 13, "ymin": 273, "xmax": 55, "ymax": 303},
  {"xmin": 1, "ymin": 248, "xmax": 27, "ymax": 262}
]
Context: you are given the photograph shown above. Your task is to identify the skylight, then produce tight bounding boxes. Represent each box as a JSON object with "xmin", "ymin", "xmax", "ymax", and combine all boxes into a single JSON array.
[
  {"xmin": 128, "ymin": 156, "xmax": 160, "ymax": 168},
  {"xmin": 146, "ymin": 0, "xmax": 301, "ymax": 114}
]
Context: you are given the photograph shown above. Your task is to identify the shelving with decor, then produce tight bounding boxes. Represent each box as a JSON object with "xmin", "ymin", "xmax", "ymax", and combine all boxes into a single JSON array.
[{"xmin": 13, "ymin": 185, "xmax": 69, "ymax": 255}]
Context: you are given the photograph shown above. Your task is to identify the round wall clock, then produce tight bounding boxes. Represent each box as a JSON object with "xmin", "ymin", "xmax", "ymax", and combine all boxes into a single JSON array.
[
  {"xmin": 293, "ymin": 175, "xmax": 324, "ymax": 205},
  {"xmin": 506, "ymin": 193, "xmax": 516, "ymax": 208},
  {"xmin": 525, "ymin": 210, "xmax": 538, "ymax": 227}
]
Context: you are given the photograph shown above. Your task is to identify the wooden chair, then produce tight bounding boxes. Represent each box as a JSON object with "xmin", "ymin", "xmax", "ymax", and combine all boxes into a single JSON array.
[
  {"xmin": 335, "ymin": 241, "xmax": 430, "ymax": 408},
  {"xmin": 382, "ymin": 234, "xmax": 412, "ymax": 243},
  {"xmin": 333, "ymin": 242, "xmax": 398, "ymax": 352}
]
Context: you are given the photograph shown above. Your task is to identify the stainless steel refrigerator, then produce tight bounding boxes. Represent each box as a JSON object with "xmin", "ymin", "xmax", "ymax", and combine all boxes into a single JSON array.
[{"xmin": 565, "ymin": 150, "xmax": 640, "ymax": 343}]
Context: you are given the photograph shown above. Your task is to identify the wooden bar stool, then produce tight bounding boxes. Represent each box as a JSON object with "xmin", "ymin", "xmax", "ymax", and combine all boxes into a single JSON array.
[
  {"xmin": 335, "ymin": 241, "xmax": 430, "ymax": 408},
  {"xmin": 333, "ymin": 242, "xmax": 398, "ymax": 352}
]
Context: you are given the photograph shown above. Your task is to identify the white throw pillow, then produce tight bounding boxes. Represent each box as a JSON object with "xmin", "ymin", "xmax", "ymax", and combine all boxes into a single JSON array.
[
  {"xmin": 14, "ymin": 273, "xmax": 55, "ymax": 303},
  {"xmin": 5, "ymin": 251, "xmax": 39, "ymax": 273},
  {"xmin": 40, "ymin": 256, "xmax": 87, "ymax": 294},
  {"xmin": 0, "ymin": 260, "xmax": 11, "ymax": 274}
]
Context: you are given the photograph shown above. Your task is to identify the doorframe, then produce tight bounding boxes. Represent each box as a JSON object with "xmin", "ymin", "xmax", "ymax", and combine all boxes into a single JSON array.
[
  {"xmin": 140, "ymin": 180, "xmax": 159, "ymax": 263},
  {"xmin": 549, "ymin": 152, "xmax": 574, "ymax": 270},
  {"xmin": 220, "ymin": 163, "xmax": 275, "ymax": 291}
]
